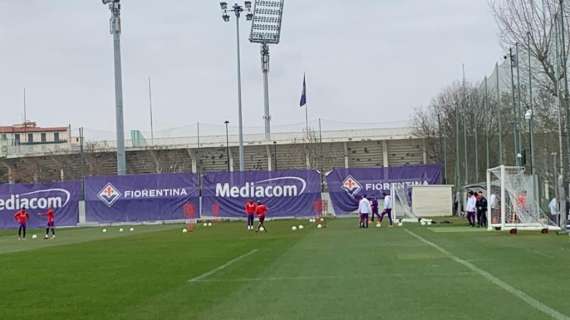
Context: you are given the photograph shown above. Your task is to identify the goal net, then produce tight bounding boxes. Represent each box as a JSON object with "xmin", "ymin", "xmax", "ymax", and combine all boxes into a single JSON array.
[
  {"xmin": 486, "ymin": 165, "xmax": 559, "ymax": 231},
  {"xmin": 391, "ymin": 183, "xmax": 419, "ymax": 223}
]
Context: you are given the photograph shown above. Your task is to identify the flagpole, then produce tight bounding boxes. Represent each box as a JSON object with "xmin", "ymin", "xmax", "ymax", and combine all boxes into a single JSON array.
[{"xmin": 305, "ymin": 103, "xmax": 309, "ymax": 140}]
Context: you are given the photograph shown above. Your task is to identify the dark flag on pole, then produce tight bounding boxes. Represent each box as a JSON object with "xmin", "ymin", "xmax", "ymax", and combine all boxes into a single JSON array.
[{"xmin": 299, "ymin": 74, "xmax": 307, "ymax": 107}]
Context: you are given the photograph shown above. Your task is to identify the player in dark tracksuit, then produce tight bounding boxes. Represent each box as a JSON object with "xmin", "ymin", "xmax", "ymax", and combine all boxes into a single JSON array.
[
  {"xmin": 476, "ymin": 192, "xmax": 488, "ymax": 228},
  {"xmin": 370, "ymin": 198, "xmax": 381, "ymax": 222}
]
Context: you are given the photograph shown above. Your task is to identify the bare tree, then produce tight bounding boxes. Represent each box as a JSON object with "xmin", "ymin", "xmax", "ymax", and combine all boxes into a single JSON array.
[{"xmin": 491, "ymin": 0, "xmax": 567, "ymax": 95}]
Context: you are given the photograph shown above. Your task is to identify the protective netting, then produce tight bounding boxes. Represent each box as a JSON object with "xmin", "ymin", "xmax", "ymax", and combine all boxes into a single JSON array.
[
  {"xmin": 487, "ymin": 166, "xmax": 558, "ymax": 230},
  {"xmin": 391, "ymin": 184, "xmax": 418, "ymax": 222}
]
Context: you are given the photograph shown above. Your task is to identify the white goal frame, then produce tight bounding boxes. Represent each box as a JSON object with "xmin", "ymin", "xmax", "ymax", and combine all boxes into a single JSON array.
[{"xmin": 486, "ymin": 165, "xmax": 559, "ymax": 231}]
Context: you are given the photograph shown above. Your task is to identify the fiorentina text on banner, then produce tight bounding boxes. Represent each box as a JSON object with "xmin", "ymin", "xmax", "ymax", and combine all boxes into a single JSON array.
[
  {"xmin": 85, "ymin": 173, "xmax": 199, "ymax": 223},
  {"xmin": 326, "ymin": 165, "xmax": 442, "ymax": 214}
]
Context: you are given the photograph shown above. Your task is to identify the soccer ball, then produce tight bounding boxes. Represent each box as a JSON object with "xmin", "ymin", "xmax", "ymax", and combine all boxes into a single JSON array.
[
  {"xmin": 298, "ymin": 225, "xmax": 304, "ymax": 230},
  {"xmin": 102, "ymin": 228, "xmax": 107, "ymax": 233},
  {"xmin": 259, "ymin": 226, "xmax": 265, "ymax": 232},
  {"xmin": 207, "ymin": 222, "xmax": 213, "ymax": 227},
  {"xmin": 203, "ymin": 223, "xmax": 208, "ymax": 227},
  {"xmin": 129, "ymin": 227, "xmax": 134, "ymax": 232},
  {"xmin": 320, "ymin": 218, "xmax": 325, "ymax": 222},
  {"xmin": 376, "ymin": 223, "xmax": 381, "ymax": 228},
  {"xmin": 420, "ymin": 221, "xmax": 426, "ymax": 226},
  {"xmin": 398, "ymin": 222, "xmax": 403, "ymax": 227},
  {"xmin": 119, "ymin": 228, "xmax": 124, "ymax": 232},
  {"xmin": 317, "ymin": 224, "xmax": 323, "ymax": 229},
  {"xmin": 32, "ymin": 234, "xmax": 37, "ymax": 239},
  {"xmin": 291, "ymin": 226, "xmax": 298, "ymax": 231},
  {"xmin": 182, "ymin": 228, "xmax": 188, "ymax": 233}
]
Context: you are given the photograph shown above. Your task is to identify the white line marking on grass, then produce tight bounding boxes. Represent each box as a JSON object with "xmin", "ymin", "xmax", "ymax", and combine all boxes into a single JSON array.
[
  {"xmin": 189, "ymin": 272, "xmax": 475, "ymax": 283},
  {"xmin": 189, "ymin": 249, "xmax": 258, "ymax": 283},
  {"xmin": 405, "ymin": 229, "xmax": 570, "ymax": 320},
  {"xmin": 191, "ymin": 275, "xmax": 343, "ymax": 282}
]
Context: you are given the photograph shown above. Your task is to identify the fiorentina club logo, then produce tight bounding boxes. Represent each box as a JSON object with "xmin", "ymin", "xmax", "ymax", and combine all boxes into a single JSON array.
[
  {"xmin": 341, "ymin": 175, "xmax": 362, "ymax": 198},
  {"xmin": 98, "ymin": 183, "xmax": 121, "ymax": 207}
]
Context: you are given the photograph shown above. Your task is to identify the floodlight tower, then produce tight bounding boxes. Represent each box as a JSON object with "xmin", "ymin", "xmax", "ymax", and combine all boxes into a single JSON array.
[
  {"xmin": 220, "ymin": 2, "xmax": 253, "ymax": 172},
  {"xmin": 102, "ymin": 0, "xmax": 127, "ymax": 175},
  {"xmin": 249, "ymin": 0, "xmax": 285, "ymax": 141}
]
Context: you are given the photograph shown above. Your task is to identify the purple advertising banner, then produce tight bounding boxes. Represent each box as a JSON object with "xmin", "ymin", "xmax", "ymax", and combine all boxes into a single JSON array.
[
  {"xmin": 0, "ymin": 181, "xmax": 80, "ymax": 229},
  {"xmin": 326, "ymin": 165, "xmax": 442, "ymax": 214},
  {"xmin": 202, "ymin": 170, "xmax": 322, "ymax": 218},
  {"xmin": 85, "ymin": 173, "xmax": 199, "ymax": 223}
]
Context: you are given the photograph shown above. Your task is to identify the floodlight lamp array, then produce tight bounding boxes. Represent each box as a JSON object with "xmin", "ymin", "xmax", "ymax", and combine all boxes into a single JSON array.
[
  {"xmin": 249, "ymin": 0, "xmax": 284, "ymax": 44},
  {"xmin": 220, "ymin": 2, "xmax": 253, "ymax": 22}
]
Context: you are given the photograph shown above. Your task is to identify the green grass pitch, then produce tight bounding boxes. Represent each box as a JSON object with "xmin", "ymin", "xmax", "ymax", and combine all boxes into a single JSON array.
[{"xmin": 1, "ymin": 218, "xmax": 570, "ymax": 320}]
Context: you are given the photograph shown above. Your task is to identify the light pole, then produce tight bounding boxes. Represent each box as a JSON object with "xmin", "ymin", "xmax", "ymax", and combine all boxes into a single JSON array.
[
  {"xmin": 505, "ymin": 48, "xmax": 522, "ymax": 167},
  {"xmin": 248, "ymin": 0, "xmax": 285, "ymax": 141},
  {"xmin": 220, "ymin": 2, "xmax": 252, "ymax": 172},
  {"xmin": 224, "ymin": 120, "xmax": 231, "ymax": 172},
  {"xmin": 525, "ymin": 109, "xmax": 534, "ymax": 174},
  {"xmin": 273, "ymin": 141, "xmax": 277, "ymax": 171},
  {"xmin": 437, "ymin": 113, "xmax": 446, "ymax": 184},
  {"xmin": 102, "ymin": 0, "xmax": 127, "ymax": 175},
  {"xmin": 527, "ymin": 32, "xmax": 535, "ymax": 175}
]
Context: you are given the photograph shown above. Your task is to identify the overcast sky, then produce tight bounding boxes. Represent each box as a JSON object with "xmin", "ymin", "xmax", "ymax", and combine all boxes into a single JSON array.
[{"xmin": 0, "ymin": 1, "xmax": 502, "ymax": 138}]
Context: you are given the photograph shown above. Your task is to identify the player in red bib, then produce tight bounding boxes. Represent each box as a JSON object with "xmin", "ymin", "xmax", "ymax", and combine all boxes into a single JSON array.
[
  {"xmin": 14, "ymin": 206, "xmax": 29, "ymax": 240},
  {"xmin": 244, "ymin": 200, "xmax": 257, "ymax": 231},
  {"xmin": 255, "ymin": 202, "xmax": 268, "ymax": 232},
  {"xmin": 39, "ymin": 208, "xmax": 56, "ymax": 239}
]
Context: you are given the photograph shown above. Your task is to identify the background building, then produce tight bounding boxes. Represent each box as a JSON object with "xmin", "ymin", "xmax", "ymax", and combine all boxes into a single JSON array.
[{"xmin": 0, "ymin": 127, "xmax": 433, "ymax": 184}]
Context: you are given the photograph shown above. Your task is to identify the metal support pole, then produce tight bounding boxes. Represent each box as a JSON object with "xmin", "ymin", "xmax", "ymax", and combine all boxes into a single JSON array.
[
  {"xmin": 455, "ymin": 97, "xmax": 461, "ymax": 215},
  {"xmin": 515, "ymin": 42, "xmax": 524, "ymax": 160},
  {"xmin": 484, "ymin": 77, "xmax": 490, "ymax": 171},
  {"xmin": 196, "ymin": 121, "xmax": 200, "ymax": 177},
  {"xmin": 509, "ymin": 48, "xmax": 520, "ymax": 166},
  {"xmin": 305, "ymin": 105, "xmax": 309, "ymax": 140},
  {"xmin": 560, "ymin": 0, "xmax": 570, "ymax": 180},
  {"xmin": 261, "ymin": 43, "xmax": 271, "ymax": 141},
  {"xmin": 148, "ymin": 77, "xmax": 154, "ymax": 146},
  {"xmin": 437, "ymin": 113, "xmax": 446, "ymax": 183},
  {"xmin": 443, "ymin": 129, "xmax": 448, "ymax": 184},
  {"xmin": 106, "ymin": 2, "xmax": 127, "ymax": 175},
  {"xmin": 527, "ymin": 33, "xmax": 535, "ymax": 175},
  {"xmin": 555, "ymin": 10, "xmax": 568, "ymax": 231},
  {"xmin": 79, "ymin": 127, "xmax": 85, "ymax": 200},
  {"xmin": 496, "ymin": 62, "xmax": 504, "ymax": 165},
  {"xmin": 235, "ymin": 10, "xmax": 245, "ymax": 171},
  {"xmin": 462, "ymin": 65, "xmax": 469, "ymax": 184},
  {"xmin": 225, "ymin": 121, "xmax": 231, "ymax": 172},
  {"xmin": 474, "ymin": 111, "xmax": 479, "ymax": 182},
  {"xmin": 273, "ymin": 141, "xmax": 277, "ymax": 171},
  {"xmin": 318, "ymin": 118, "xmax": 323, "ymax": 171}
]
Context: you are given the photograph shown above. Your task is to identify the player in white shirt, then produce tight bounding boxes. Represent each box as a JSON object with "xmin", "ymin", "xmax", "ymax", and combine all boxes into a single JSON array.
[
  {"xmin": 549, "ymin": 198, "xmax": 559, "ymax": 225},
  {"xmin": 379, "ymin": 192, "xmax": 393, "ymax": 226},
  {"xmin": 465, "ymin": 191, "xmax": 477, "ymax": 227},
  {"xmin": 358, "ymin": 195, "xmax": 372, "ymax": 229}
]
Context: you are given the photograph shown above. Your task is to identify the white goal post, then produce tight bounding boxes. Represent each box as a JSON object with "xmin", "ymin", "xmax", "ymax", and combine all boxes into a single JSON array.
[
  {"xmin": 486, "ymin": 165, "xmax": 559, "ymax": 231},
  {"xmin": 391, "ymin": 183, "xmax": 419, "ymax": 223}
]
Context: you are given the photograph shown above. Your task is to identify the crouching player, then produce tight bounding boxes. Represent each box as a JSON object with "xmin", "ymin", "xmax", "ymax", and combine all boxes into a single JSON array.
[
  {"xmin": 14, "ymin": 206, "xmax": 29, "ymax": 240},
  {"xmin": 245, "ymin": 200, "xmax": 257, "ymax": 231},
  {"xmin": 39, "ymin": 208, "xmax": 56, "ymax": 239},
  {"xmin": 255, "ymin": 201, "xmax": 268, "ymax": 232}
]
